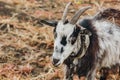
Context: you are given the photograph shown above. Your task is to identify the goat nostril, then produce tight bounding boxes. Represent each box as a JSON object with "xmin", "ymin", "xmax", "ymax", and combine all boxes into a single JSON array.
[{"xmin": 52, "ymin": 58, "xmax": 60, "ymax": 65}]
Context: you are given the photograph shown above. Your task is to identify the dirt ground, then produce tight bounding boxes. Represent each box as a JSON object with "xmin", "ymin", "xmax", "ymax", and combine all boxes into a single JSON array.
[{"xmin": 0, "ymin": 0, "xmax": 119, "ymax": 80}]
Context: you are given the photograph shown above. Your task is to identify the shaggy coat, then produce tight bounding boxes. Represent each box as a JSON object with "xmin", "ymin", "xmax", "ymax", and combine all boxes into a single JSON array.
[
  {"xmin": 41, "ymin": 6, "xmax": 120, "ymax": 80},
  {"xmin": 63, "ymin": 8, "xmax": 120, "ymax": 80}
]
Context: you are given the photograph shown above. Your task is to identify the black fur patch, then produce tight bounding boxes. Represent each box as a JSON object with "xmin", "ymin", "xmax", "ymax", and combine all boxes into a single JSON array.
[
  {"xmin": 60, "ymin": 36, "xmax": 67, "ymax": 46},
  {"xmin": 76, "ymin": 55, "xmax": 93, "ymax": 77},
  {"xmin": 79, "ymin": 19, "xmax": 96, "ymax": 34},
  {"xmin": 75, "ymin": 22, "xmax": 99, "ymax": 77},
  {"xmin": 80, "ymin": 19, "xmax": 90, "ymax": 27},
  {"xmin": 60, "ymin": 47, "xmax": 64, "ymax": 53},
  {"xmin": 94, "ymin": 8, "xmax": 120, "ymax": 20},
  {"xmin": 70, "ymin": 26, "xmax": 80, "ymax": 45},
  {"xmin": 63, "ymin": 20, "xmax": 69, "ymax": 24},
  {"xmin": 76, "ymin": 34, "xmax": 99, "ymax": 78}
]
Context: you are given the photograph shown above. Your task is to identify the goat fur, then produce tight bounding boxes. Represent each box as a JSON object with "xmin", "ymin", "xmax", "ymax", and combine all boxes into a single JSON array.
[{"xmin": 64, "ymin": 8, "xmax": 120, "ymax": 80}]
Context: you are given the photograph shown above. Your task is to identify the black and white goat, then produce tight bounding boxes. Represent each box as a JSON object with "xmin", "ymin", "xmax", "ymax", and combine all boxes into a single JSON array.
[{"xmin": 41, "ymin": 2, "xmax": 120, "ymax": 80}]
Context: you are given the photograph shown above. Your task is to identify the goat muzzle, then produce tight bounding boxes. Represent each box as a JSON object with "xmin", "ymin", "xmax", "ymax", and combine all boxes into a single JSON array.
[{"xmin": 52, "ymin": 58, "xmax": 60, "ymax": 67}]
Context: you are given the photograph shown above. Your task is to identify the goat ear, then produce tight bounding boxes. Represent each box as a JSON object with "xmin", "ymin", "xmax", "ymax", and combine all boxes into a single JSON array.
[
  {"xmin": 41, "ymin": 20, "xmax": 58, "ymax": 27},
  {"xmin": 80, "ymin": 29, "xmax": 92, "ymax": 36}
]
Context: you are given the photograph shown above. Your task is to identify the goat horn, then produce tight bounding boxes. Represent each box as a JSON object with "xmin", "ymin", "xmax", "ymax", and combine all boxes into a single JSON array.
[
  {"xmin": 70, "ymin": 6, "xmax": 91, "ymax": 24},
  {"xmin": 62, "ymin": 2, "xmax": 72, "ymax": 23}
]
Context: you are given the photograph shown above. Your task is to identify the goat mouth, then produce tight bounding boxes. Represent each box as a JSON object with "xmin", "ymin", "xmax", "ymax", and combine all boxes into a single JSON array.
[
  {"xmin": 52, "ymin": 53, "xmax": 75, "ymax": 67},
  {"xmin": 53, "ymin": 58, "xmax": 74, "ymax": 66},
  {"xmin": 52, "ymin": 61, "xmax": 61, "ymax": 67}
]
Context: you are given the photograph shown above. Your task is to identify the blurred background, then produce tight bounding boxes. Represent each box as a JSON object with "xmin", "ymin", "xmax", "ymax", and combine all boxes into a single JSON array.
[{"xmin": 0, "ymin": 0, "xmax": 119, "ymax": 80}]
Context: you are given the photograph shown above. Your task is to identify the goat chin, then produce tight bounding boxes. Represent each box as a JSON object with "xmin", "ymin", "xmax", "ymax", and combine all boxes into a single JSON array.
[{"xmin": 54, "ymin": 62, "xmax": 61, "ymax": 67}]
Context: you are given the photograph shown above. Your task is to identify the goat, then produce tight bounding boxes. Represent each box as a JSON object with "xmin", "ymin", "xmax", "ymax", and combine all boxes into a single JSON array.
[{"xmin": 41, "ymin": 2, "xmax": 120, "ymax": 80}]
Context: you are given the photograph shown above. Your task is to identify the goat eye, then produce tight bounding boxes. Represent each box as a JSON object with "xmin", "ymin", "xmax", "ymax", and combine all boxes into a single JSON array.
[
  {"xmin": 60, "ymin": 36, "xmax": 67, "ymax": 46},
  {"xmin": 71, "ymin": 37, "xmax": 77, "ymax": 45}
]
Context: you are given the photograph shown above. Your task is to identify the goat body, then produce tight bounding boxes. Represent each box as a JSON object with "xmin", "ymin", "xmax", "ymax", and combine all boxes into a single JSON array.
[
  {"xmin": 63, "ymin": 8, "xmax": 120, "ymax": 80},
  {"xmin": 41, "ymin": 3, "xmax": 120, "ymax": 80}
]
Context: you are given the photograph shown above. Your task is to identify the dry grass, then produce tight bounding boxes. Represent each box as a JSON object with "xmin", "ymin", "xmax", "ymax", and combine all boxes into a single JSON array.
[{"xmin": 0, "ymin": 0, "xmax": 119, "ymax": 80}]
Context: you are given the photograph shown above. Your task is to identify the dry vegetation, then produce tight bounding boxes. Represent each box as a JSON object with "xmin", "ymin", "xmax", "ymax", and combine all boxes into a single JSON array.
[{"xmin": 0, "ymin": 0, "xmax": 119, "ymax": 80}]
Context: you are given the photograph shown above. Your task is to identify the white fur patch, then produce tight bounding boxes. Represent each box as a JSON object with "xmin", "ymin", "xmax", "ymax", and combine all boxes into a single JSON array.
[{"xmin": 93, "ymin": 20, "xmax": 120, "ymax": 67}]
